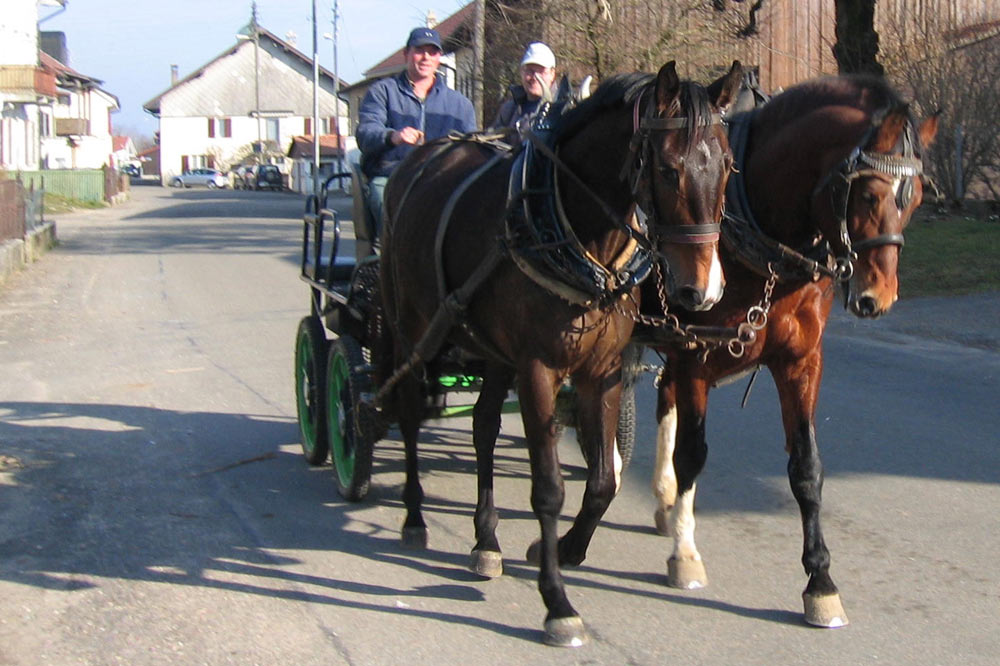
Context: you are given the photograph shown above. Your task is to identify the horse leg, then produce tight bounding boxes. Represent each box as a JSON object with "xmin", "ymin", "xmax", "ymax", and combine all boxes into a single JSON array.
[
  {"xmin": 662, "ymin": 370, "xmax": 710, "ymax": 589},
  {"xmin": 553, "ymin": 371, "xmax": 622, "ymax": 567},
  {"xmin": 519, "ymin": 361, "xmax": 588, "ymax": 647},
  {"xmin": 398, "ymin": 372, "xmax": 428, "ymax": 549},
  {"xmin": 772, "ymin": 359, "xmax": 848, "ymax": 627},
  {"xmin": 469, "ymin": 363, "xmax": 515, "ymax": 578},
  {"xmin": 652, "ymin": 364, "xmax": 678, "ymax": 536}
]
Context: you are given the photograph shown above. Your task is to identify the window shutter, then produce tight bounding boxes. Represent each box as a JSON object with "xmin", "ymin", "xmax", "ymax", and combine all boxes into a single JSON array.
[
  {"xmin": 329, "ymin": 117, "xmax": 337, "ymax": 135},
  {"xmin": 305, "ymin": 117, "xmax": 311, "ymax": 135},
  {"xmin": 207, "ymin": 155, "xmax": 215, "ymax": 168},
  {"xmin": 181, "ymin": 155, "xmax": 189, "ymax": 173},
  {"xmin": 207, "ymin": 118, "xmax": 215, "ymax": 138},
  {"xmin": 223, "ymin": 118, "xmax": 232, "ymax": 137}
]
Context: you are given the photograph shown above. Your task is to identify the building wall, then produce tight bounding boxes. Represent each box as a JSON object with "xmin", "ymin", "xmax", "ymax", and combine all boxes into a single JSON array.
[
  {"xmin": 0, "ymin": 1, "xmax": 38, "ymax": 66},
  {"xmin": 155, "ymin": 39, "xmax": 346, "ymax": 184}
]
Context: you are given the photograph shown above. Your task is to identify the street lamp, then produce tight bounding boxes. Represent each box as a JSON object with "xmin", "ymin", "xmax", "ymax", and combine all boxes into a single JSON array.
[{"xmin": 236, "ymin": 3, "xmax": 263, "ymax": 157}]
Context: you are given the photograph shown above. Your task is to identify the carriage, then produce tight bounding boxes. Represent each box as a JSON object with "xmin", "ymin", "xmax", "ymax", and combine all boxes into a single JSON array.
[{"xmin": 293, "ymin": 167, "xmax": 640, "ymax": 503}]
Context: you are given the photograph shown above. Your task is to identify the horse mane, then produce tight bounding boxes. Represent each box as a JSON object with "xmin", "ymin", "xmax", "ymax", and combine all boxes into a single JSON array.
[
  {"xmin": 552, "ymin": 72, "xmax": 716, "ymax": 144},
  {"xmin": 756, "ymin": 74, "xmax": 907, "ymax": 129}
]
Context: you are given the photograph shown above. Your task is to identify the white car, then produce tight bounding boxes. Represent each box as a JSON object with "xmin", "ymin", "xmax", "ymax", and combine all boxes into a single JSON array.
[{"xmin": 171, "ymin": 168, "xmax": 227, "ymax": 189}]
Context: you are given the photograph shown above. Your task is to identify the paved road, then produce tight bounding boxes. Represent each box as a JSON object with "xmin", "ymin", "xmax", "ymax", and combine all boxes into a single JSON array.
[{"xmin": 1, "ymin": 185, "xmax": 997, "ymax": 665}]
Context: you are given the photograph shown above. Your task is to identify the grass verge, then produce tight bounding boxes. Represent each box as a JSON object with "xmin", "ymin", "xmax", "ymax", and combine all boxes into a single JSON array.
[
  {"xmin": 44, "ymin": 193, "xmax": 106, "ymax": 215},
  {"xmin": 900, "ymin": 207, "xmax": 1000, "ymax": 298}
]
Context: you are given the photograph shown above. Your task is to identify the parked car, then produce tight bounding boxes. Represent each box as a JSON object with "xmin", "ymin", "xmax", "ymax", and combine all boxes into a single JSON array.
[
  {"xmin": 121, "ymin": 164, "xmax": 141, "ymax": 177},
  {"xmin": 171, "ymin": 168, "xmax": 227, "ymax": 189},
  {"xmin": 247, "ymin": 164, "xmax": 284, "ymax": 191},
  {"xmin": 231, "ymin": 165, "xmax": 253, "ymax": 190}
]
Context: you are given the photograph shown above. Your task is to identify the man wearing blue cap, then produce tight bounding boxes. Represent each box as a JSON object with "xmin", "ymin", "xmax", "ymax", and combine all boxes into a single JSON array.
[{"xmin": 355, "ymin": 26, "xmax": 477, "ymax": 255}]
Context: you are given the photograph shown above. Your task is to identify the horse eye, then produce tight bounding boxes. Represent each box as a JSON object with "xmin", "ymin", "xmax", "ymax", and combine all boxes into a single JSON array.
[
  {"xmin": 861, "ymin": 191, "xmax": 879, "ymax": 206},
  {"xmin": 658, "ymin": 165, "xmax": 680, "ymax": 187}
]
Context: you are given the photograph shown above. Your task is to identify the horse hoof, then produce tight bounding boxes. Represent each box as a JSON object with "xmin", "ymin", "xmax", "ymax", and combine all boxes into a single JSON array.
[
  {"xmin": 543, "ymin": 616, "xmax": 589, "ymax": 648},
  {"xmin": 401, "ymin": 526, "xmax": 428, "ymax": 550},
  {"xmin": 803, "ymin": 592, "xmax": 849, "ymax": 628},
  {"xmin": 667, "ymin": 556, "xmax": 708, "ymax": 589},
  {"xmin": 525, "ymin": 540, "xmax": 541, "ymax": 565},
  {"xmin": 470, "ymin": 549, "xmax": 503, "ymax": 579},
  {"xmin": 654, "ymin": 507, "xmax": 673, "ymax": 537}
]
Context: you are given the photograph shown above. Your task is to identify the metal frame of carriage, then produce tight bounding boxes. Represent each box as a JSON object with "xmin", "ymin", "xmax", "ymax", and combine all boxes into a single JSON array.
[{"xmin": 293, "ymin": 167, "xmax": 638, "ymax": 503}]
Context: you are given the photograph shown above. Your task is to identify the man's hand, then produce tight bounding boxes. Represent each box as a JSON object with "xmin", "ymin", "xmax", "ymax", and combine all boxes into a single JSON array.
[{"xmin": 390, "ymin": 127, "xmax": 425, "ymax": 146}]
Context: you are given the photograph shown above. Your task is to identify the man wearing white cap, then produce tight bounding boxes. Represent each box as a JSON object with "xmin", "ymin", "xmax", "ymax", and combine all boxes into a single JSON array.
[{"xmin": 491, "ymin": 42, "xmax": 558, "ymax": 130}]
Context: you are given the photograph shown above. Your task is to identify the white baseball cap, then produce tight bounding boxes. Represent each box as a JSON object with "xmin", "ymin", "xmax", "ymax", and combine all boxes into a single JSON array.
[{"xmin": 521, "ymin": 42, "xmax": 555, "ymax": 69}]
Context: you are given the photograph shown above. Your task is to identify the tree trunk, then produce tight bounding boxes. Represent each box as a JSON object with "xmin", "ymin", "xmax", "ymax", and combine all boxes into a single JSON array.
[{"xmin": 832, "ymin": 0, "xmax": 884, "ymax": 76}]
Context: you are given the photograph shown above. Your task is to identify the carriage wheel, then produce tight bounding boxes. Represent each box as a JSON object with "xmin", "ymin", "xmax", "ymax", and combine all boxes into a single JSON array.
[
  {"xmin": 326, "ymin": 335, "xmax": 376, "ymax": 502},
  {"xmin": 571, "ymin": 343, "xmax": 640, "ymax": 473},
  {"xmin": 294, "ymin": 316, "xmax": 330, "ymax": 465}
]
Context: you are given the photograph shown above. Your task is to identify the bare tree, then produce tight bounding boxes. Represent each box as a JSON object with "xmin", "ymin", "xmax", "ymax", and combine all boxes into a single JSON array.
[
  {"xmin": 832, "ymin": 0, "xmax": 884, "ymax": 75},
  {"xmin": 880, "ymin": 12, "xmax": 1000, "ymax": 204}
]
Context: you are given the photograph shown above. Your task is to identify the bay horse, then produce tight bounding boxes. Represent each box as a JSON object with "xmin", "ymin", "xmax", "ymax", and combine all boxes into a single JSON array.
[
  {"xmin": 378, "ymin": 61, "xmax": 743, "ymax": 647},
  {"xmin": 638, "ymin": 74, "xmax": 939, "ymax": 627}
]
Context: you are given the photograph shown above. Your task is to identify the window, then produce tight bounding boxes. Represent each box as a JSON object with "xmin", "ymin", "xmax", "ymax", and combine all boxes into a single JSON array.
[
  {"xmin": 266, "ymin": 118, "xmax": 279, "ymax": 143},
  {"xmin": 207, "ymin": 118, "xmax": 232, "ymax": 138},
  {"xmin": 304, "ymin": 117, "xmax": 311, "ymax": 135}
]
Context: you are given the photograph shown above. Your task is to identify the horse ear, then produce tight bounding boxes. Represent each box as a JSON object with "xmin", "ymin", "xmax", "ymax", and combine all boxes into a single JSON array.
[
  {"xmin": 656, "ymin": 60, "xmax": 681, "ymax": 112},
  {"xmin": 709, "ymin": 60, "xmax": 743, "ymax": 115},
  {"xmin": 577, "ymin": 75, "xmax": 593, "ymax": 101},
  {"xmin": 871, "ymin": 105, "xmax": 909, "ymax": 152},
  {"xmin": 918, "ymin": 111, "xmax": 941, "ymax": 148}
]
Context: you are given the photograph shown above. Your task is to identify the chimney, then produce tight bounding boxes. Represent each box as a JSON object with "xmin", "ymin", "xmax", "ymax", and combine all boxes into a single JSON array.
[{"xmin": 170, "ymin": 65, "xmax": 179, "ymax": 86}]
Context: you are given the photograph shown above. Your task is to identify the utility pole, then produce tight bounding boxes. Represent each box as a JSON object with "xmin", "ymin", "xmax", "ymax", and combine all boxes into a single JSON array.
[
  {"xmin": 311, "ymin": 0, "xmax": 320, "ymax": 200},
  {"xmin": 333, "ymin": 0, "xmax": 343, "ymax": 189},
  {"xmin": 252, "ymin": 1, "xmax": 262, "ymax": 156}
]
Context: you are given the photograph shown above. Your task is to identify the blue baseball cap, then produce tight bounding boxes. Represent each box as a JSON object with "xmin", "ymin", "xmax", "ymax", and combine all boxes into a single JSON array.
[{"xmin": 406, "ymin": 27, "xmax": 442, "ymax": 50}]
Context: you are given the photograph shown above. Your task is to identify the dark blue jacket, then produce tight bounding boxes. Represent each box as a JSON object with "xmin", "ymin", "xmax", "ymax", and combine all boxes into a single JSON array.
[{"xmin": 356, "ymin": 71, "xmax": 477, "ymax": 178}]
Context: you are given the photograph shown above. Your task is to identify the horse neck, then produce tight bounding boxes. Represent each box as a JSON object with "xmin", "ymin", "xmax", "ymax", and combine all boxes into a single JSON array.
[
  {"xmin": 746, "ymin": 105, "xmax": 868, "ymax": 246},
  {"xmin": 554, "ymin": 110, "xmax": 636, "ymax": 261}
]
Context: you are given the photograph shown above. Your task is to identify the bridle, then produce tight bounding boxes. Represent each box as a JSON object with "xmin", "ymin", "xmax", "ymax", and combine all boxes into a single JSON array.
[
  {"xmin": 817, "ymin": 118, "xmax": 924, "ymax": 280},
  {"xmin": 619, "ymin": 87, "xmax": 727, "ymax": 247}
]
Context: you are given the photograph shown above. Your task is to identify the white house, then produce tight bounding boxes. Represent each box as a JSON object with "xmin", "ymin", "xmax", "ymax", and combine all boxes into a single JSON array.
[
  {"xmin": 0, "ymin": 0, "xmax": 61, "ymax": 172},
  {"xmin": 111, "ymin": 135, "xmax": 136, "ymax": 170},
  {"xmin": 143, "ymin": 25, "xmax": 348, "ymax": 186},
  {"xmin": 38, "ymin": 49, "xmax": 119, "ymax": 170}
]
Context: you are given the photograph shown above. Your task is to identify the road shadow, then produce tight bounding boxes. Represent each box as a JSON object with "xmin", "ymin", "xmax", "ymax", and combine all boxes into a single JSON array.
[{"xmin": 0, "ymin": 399, "xmax": 806, "ymax": 641}]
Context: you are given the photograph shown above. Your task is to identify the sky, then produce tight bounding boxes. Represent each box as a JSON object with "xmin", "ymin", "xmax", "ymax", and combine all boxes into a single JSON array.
[{"xmin": 39, "ymin": 0, "xmax": 469, "ymax": 138}]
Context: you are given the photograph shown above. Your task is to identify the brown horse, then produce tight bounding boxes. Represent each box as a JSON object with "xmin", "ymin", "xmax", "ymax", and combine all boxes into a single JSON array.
[
  {"xmin": 378, "ymin": 61, "xmax": 742, "ymax": 646},
  {"xmin": 641, "ymin": 74, "xmax": 939, "ymax": 627}
]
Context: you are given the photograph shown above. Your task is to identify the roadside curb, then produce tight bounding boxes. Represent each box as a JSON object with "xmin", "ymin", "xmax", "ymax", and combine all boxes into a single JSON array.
[{"xmin": 0, "ymin": 222, "xmax": 57, "ymax": 288}]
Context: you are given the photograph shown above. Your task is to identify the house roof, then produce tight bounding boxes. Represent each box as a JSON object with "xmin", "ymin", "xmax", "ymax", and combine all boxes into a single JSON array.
[
  {"xmin": 40, "ymin": 51, "xmax": 120, "ymax": 108},
  {"xmin": 112, "ymin": 136, "xmax": 130, "ymax": 152},
  {"xmin": 40, "ymin": 51, "xmax": 101, "ymax": 86},
  {"xmin": 143, "ymin": 25, "xmax": 344, "ymax": 115},
  {"xmin": 286, "ymin": 134, "xmax": 347, "ymax": 159},
  {"xmin": 362, "ymin": 3, "xmax": 474, "ymax": 79}
]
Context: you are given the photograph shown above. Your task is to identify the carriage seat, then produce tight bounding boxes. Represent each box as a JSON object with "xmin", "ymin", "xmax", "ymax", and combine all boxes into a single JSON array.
[{"xmin": 302, "ymin": 252, "xmax": 357, "ymax": 287}]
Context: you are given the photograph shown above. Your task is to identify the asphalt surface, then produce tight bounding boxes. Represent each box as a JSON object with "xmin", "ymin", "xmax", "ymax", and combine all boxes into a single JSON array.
[{"xmin": 0, "ymin": 186, "xmax": 997, "ymax": 665}]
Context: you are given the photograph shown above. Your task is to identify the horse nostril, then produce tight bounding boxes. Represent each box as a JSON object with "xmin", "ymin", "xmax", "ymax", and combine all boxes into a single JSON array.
[
  {"xmin": 853, "ymin": 296, "xmax": 878, "ymax": 318},
  {"xmin": 677, "ymin": 287, "xmax": 703, "ymax": 310}
]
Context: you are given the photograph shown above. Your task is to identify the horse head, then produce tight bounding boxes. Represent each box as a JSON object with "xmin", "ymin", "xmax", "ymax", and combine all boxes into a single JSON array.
[
  {"xmin": 635, "ymin": 60, "xmax": 742, "ymax": 312},
  {"xmin": 813, "ymin": 103, "xmax": 939, "ymax": 318}
]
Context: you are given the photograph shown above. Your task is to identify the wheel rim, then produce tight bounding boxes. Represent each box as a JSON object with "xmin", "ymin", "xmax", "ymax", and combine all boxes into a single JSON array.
[
  {"xmin": 295, "ymin": 330, "xmax": 321, "ymax": 455},
  {"xmin": 327, "ymin": 346, "xmax": 355, "ymax": 488}
]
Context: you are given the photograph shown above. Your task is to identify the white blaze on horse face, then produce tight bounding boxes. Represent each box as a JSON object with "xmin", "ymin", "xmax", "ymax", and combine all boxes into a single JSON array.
[
  {"xmin": 696, "ymin": 139, "xmax": 712, "ymax": 165},
  {"xmin": 704, "ymin": 245, "xmax": 725, "ymax": 307}
]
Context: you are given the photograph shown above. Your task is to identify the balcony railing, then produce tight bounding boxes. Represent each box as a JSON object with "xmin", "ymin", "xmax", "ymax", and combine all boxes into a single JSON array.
[
  {"xmin": 55, "ymin": 117, "xmax": 90, "ymax": 136},
  {"xmin": 0, "ymin": 65, "xmax": 57, "ymax": 100}
]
